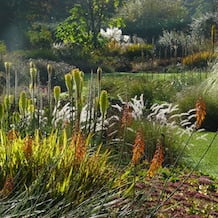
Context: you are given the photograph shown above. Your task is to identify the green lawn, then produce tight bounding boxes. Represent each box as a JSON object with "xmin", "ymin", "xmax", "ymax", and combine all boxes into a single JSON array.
[{"xmin": 187, "ymin": 131, "xmax": 218, "ymax": 179}]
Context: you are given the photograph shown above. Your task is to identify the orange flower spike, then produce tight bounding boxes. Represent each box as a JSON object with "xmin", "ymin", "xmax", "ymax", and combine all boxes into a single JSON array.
[
  {"xmin": 23, "ymin": 136, "xmax": 33, "ymax": 160},
  {"xmin": 195, "ymin": 97, "xmax": 206, "ymax": 129},
  {"xmin": 0, "ymin": 176, "xmax": 14, "ymax": 197},
  {"xmin": 71, "ymin": 131, "xmax": 86, "ymax": 164},
  {"xmin": 7, "ymin": 130, "xmax": 19, "ymax": 141},
  {"xmin": 147, "ymin": 140, "xmax": 164, "ymax": 178},
  {"xmin": 131, "ymin": 130, "xmax": 145, "ymax": 165}
]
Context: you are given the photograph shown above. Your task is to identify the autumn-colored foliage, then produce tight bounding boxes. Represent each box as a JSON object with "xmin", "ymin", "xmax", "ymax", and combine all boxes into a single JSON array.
[{"xmin": 182, "ymin": 51, "xmax": 217, "ymax": 68}]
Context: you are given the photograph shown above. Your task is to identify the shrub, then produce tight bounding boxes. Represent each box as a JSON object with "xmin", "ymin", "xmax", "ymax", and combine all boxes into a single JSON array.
[
  {"xmin": 24, "ymin": 49, "xmax": 58, "ymax": 61},
  {"xmin": 182, "ymin": 51, "xmax": 217, "ymax": 68},
  {"xmin": 27, "ymin": 23, "xmax": 53, "ymax": 49},
  {"xmin": 122, "ymin": 43, "xmax": 153, "ymax": 61}
]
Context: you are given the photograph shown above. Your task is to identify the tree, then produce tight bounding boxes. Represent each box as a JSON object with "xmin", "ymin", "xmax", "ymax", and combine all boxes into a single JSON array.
[
  {"xmin": 118, "ymin": 0, "xmax": 189, "ymax": 42},
  {"xmin": 183, "ymin": 0, "xmax": 218, "ymax": 18},
  {"xmin": 56, "ymin": 0, "xmax": 125, "ymax": 48},
  {"xmin": 0, "ymin": 0, "xmax": 75, "ymax": 49}
]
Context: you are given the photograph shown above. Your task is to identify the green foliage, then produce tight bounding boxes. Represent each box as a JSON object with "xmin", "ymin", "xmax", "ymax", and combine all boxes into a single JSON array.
[
  {"xmin": 121, "ymin": 43, "xmax": 153, "ymax": 61},
  {"xmin": 190, "ymin": 12, "xmax": 218, "ymax": 41},
  {"xmin": 0, "ymin": 41, "xmax": 6, "ymax": 58},
  {"xmin": 27, "ymin": 23, "xmax": 53, "ymax": 49},
  {"xmin": 56, "ymin": 1, "xmax": 123, "ymax": 49},
  {"xmin": 119, "ymin": 0, "xmax": 189, "ymax": 42},
  {"xmin": 102, "ymin": 74, "xmax": 199, "ymax": 107},
  {"xmin": 56, "ymin": 4, "xmax": 90, "ymax": 46}
]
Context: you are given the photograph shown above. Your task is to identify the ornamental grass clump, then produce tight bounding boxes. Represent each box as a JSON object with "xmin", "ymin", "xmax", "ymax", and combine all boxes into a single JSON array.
[{"xmin": 0, "ymin": 129, "xmax": 113, "ymax": 205}]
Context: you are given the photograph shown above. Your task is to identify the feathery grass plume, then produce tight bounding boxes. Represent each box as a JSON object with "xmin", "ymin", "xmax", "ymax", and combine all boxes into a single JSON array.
[
  {"xmin": 70, "ymin": 131, "xmax": 86, "ymax": 164},
  {"xmin": 53, "ymin": 86, "xmax": 61, "ymax": 104},
  {"xmin": 195, "ymin": 97, "xmax": 206, "ymax": 129},
  {"xmin": 131, "ymin": 129, "xmax": 145, "ymax": 165},
  {"xmin": 121, "ymin": 104, "xmax": 133, "ymax": 128},
  {"xmin": 147, "ymin": 139, "xmax": 164, "ymax": 178},
  {"xmin": 23, "ymin": 136, "xmax": 33, "ymax": 160},
  {"xmin": 0, "ymin": 176, "xmax": 14, "ymax": 198}
]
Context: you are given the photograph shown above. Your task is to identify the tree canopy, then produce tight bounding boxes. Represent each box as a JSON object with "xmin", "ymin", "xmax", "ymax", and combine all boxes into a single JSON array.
[{"xmin": 0, "ymin": 0, "xmax": 217, "ymax": 50}]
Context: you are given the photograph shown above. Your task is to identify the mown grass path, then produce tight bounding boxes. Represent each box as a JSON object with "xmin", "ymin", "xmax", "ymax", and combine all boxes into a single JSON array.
[{"xmin": 187, "ymin": 131, "xmax": 218, "ymax": 179}]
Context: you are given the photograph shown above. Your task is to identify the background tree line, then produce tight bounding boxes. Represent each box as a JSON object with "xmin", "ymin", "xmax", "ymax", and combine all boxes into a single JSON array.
[{"xmin": 0, "ymin": 0, "xmax": 217, "ymax": 50}]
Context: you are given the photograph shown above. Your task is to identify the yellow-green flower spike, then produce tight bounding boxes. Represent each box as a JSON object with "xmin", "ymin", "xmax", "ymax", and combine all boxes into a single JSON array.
[
  {"xmin": 47, "ymin": 63, "xmax": 52, "ymax": 74},
  {"xmin": 97, "ymin": 67, "xmax": 102, "ymax": 82},
  {"xmin": 0, "ymin": 103, "xmax": 4, "ymax": 121},
  {"xmin": 30, "ymin": 67, "xmax": 37, "ymax": 80},
  {"xmin": 54, "ymin": 86, "xmax": 61, "ymax": 103},
  {"xmin": 65, "ymin": 73, "xmax": 73, "ymax": 94},
  {"xmin": 19, "ymin": 91, "xmax": 27, "ymax": 114},
  {"xmin": 99, "ymin": 90, "xmax": 109, "ymax": 119}
]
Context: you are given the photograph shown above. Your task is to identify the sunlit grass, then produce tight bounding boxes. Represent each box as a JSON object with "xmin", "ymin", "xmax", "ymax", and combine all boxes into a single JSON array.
[{"xmin": 185, "ymin": 131, "xmax": 218, "ymax": 179}]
